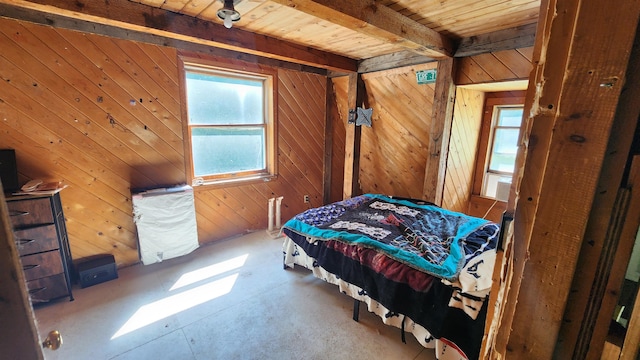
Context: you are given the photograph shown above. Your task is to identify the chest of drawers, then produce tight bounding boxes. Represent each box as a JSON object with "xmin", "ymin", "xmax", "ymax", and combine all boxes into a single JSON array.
[{"xmin": 6, "ymin": 192, "xmax": 74, "ymax": 304}]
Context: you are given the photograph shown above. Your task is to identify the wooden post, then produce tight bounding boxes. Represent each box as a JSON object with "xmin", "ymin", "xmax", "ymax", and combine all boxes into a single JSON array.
[
  {"xmin": 560, "ymin": 23, "xmax": 640, "ymax": 360},
  {"xmin": 422, "ymin": 58, "xmax": 455, "ymax": 206},
  {"xmin": 489, "ymin": 0, "xmax": 640, "ymax": 358},
  {"xmin": 323, "ymin": 77, "xmax": 334, "ymax": 205},
  {"xmin": 343, "ymin": 73, "xmax": 364, "ymax": 199}
]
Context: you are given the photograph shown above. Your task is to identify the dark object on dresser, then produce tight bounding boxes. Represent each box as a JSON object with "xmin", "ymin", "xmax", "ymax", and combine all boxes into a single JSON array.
[
  {"xmin": 6, "ymin": 192, "xmax": 74, "ymax": 304},
  {"xmin": 0, "ymin": 149, "xmax": 19, "ymax": 193},
  {"xmin": 75, "ymin": 254, "xmax": 118, "ymax": 288}
]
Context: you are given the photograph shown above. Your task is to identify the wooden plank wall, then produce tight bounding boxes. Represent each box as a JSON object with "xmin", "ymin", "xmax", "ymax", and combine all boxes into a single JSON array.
[
  {"xmin": 456, "ymin": 47, "xmax": 534, "ymax": 85},
  {"xmin": 465, "ymin": 91, "xmax": 526, "ymax": 222},
  {"xmin": 442, "ymin": 87, "xmax": 484, "ymax": 213},
  {"xmin": 445, "ymin": 50, "xmax": 533, "ymax": 221},
  {"xmin": 0, "ymin": 18, "xmax": 326, "ymax": 268},
  {"xmin": 347, "ymin": 47, "xmax": 532, "ymax": 210},
  {"xmin": 358, "ymin": 63, "xmax": 438, "ymax": 198}
]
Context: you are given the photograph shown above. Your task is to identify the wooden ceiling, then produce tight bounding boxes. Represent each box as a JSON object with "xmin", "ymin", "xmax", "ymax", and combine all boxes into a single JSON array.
[{"xmin": 0, "ymin": 0, "xmax": 540, "ymax": 72}]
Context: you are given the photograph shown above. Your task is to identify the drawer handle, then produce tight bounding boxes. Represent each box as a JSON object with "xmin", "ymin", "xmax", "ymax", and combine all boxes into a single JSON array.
[
  {"xmin": 23, "ymin": 264, "xmax": 41, "ymax": 270},
  {"xmin": 9, "ymin": 210, "xmax": 30, "ymax": 217},
  {"xmin": 29, "ymin": 287, "xmax": 47, "ymax": 295},
  {"xmin": 17, "ymin": 239, "xmax": 36, "ymax": 245}
]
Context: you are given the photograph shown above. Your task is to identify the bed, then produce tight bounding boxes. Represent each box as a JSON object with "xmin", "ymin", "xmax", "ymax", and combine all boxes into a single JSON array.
[{"xmin": 281, "ymin": 194, "xmax": 500, "ymax": 360}]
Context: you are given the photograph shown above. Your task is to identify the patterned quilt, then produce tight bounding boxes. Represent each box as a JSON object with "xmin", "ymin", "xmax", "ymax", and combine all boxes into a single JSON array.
[{"xmin": 282, "ymin": 194, "xmax": 498, "ymax": 281}]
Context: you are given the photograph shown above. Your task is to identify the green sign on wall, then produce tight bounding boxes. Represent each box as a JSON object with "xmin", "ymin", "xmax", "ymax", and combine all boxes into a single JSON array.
[{"xmin": 416, "ymin": 69, "xmax": 437, "ymax": 84}]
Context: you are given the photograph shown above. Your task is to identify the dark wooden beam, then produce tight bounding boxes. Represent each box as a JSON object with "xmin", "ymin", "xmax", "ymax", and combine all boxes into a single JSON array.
[
  {"xmin": 358, "ymin": 51, "xmax": 436, "ymax": 74},
  {"xmin": 359, "ymin": 23, "xmax": 536, "ymax": 75},
  {"xmin": 0, "ymin": 0, "xmax": 357, "ymax": 72},
  {"xmin": 455, "ymin": 23, "xmax": 537, "ymax": 58},
  {"xmin": 0, "ymin": 2, "xmax": 329, "ymax": 76},
  {"xmin": 323, "ymin": 77, "xmax": 335, "ymax": 204},
  {"xmin": 270, "ymin": 0, "xmax": 454, "ymax": 58},
  {"xmin": 422, "ymin": 58, "xmax": 456, "ymax": 205}
]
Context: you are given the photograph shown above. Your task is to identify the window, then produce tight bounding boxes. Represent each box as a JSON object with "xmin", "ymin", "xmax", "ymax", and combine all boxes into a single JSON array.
[
  {"xmin": 180, "ymin": 57, "xmax": 277, "ymax": 187},
  {"xmin": 472, "ymin": 91, "xmax": 526, "ymax": 201},
  {"xmin": 481, "ymin": 106, "xmax": 523, "ymax": 199}
]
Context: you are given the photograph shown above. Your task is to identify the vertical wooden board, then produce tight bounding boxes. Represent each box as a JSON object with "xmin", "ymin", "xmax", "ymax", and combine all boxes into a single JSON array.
[
  {"xmin": 443, "ymin": 87, "xmax": 484, "ymax": 212},
  {"xmin": 343, "ymin": 73, "xmax": 361, "ymax": 199},
  {"xmin": 423, "ymin": 58, "xmax": 455, "ymax": 205},
  {"xmin": 323, "ymin": 77, "xmax": 334, "ymax": 204},
  {"xmin": 502, "ymin": 0, "xmax": 640, "ymax": 358},
  {"xmin": 452, "ymin": 88, "xmax": 483, "ymax": 204},
  {"xmin": 0, "ymin": 193, "xmax": 43, "ymax": 360},
  {"xmin": 560, "ymin": 22, "xmax": 640, "ymax": 360},
  {"xmin": 330, "ymin": 76, "xmax": 348, "ymax": 203}
]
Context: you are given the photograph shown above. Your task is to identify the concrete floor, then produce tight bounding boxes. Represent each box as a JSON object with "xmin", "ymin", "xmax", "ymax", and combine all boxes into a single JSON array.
[{"xmin": 35, "ymin": 231, "xmax": 436, "ymax": 360}]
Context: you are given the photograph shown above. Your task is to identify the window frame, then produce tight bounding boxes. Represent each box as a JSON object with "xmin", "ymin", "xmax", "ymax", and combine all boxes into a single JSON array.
[
  {"xmin": 178, "ymin": 54, "xmax": 278, "ymax": 188},
  {"xmin": 472, "ymin": 91, "xmax": 526, "ymax": 200}
]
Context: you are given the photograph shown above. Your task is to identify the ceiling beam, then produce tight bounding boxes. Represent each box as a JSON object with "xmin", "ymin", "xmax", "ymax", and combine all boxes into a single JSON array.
[
  {"xmin": 0, "ymin": 0, "xmax": 357, "ymax": 73},
  {"xmin": 358, "ymin": 51, "xmax": 435, "ymax": 74},
  {"xmin": 455, "ymin": 23, "xmax": 537, "ymax": 57},
  {"xmin": 0, "ymin": 2, "xmax": 328, "ymax": 75},
  {"xmin": 358, "ymin": 22, "xmax": 537, "ymax": 74},
  {"xmin": 269, "ymin": 0, "xmax": 455, "ymax": 58}
]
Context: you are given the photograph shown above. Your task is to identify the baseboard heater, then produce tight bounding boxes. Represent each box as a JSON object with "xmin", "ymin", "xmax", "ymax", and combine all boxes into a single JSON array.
[{"xmin": 132, "ymin": 185, "xmax": 199, "ymax": 265}]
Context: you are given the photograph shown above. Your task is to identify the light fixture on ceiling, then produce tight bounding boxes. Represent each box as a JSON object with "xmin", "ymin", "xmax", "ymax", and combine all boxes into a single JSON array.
[{"xmin": 217, "ymin": 0, "xmax": 241, "ymax": 29}]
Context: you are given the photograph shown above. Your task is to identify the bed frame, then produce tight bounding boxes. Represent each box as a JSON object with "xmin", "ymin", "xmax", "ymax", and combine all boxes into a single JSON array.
[{"xmin": 281, "ymin": 194, "xmax": 499, "ymax": 360}]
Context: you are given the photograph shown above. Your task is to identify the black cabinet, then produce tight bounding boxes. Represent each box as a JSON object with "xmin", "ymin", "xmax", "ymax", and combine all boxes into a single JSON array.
[{"xmin": 7, "ymin": 193, "xmax": 74, "ymax": 304}]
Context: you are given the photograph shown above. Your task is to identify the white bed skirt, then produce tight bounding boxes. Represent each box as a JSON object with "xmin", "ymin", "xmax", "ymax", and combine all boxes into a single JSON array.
[{"xmin": 283, "ymin": 237, "xmax": 471, "ymax": 360}]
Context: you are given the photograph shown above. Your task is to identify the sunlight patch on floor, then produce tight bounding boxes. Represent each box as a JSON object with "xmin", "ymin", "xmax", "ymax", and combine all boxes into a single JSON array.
[
  {"xmin": 111, "ymin": 254, "xmax": 248, "ymax": 340},
  {"xmin": 170, "ymin": 254, "xmax": 248, "ymax": 291}
]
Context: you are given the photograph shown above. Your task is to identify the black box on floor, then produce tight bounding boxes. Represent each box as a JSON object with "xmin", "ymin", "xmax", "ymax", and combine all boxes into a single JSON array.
[{"xmin": 75, "ymin": 254, "xmax": 118, "ymax": 288}]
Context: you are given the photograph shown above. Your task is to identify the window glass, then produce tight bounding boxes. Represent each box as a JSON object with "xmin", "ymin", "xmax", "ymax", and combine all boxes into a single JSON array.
[
  {"xmin": 181, "ymin": 60, "xmax": 276, "ymax": 186},
  {"xmin": 481, "ymin": 106, "xmax": 524, "ymax": 199},
  {"xmin": 185, "ymin": 72, "xmax": 264, "ymax": 125},
  {"xmin": 488, "ymin": 128, "xmax": 519, "ymax": 173},
  {"xmin": 497, "ymin": 108, "xmax": 523, "ymax": 127},
  {"xmin": 191, "ymin": 127, "xmax": 265, "ymax": 177}
]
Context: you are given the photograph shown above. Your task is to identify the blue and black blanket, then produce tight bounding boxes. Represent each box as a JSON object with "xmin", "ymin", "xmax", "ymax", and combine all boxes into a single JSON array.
[{"xmin": 282, "ymin": 194, "xmax": 498, "ymax": 281}]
